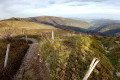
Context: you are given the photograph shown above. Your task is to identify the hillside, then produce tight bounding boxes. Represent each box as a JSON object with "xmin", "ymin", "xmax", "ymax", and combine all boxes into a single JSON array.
[
  {"xmin": 0, "ymin": 20, "xmax": 57, "ymax": 38},
  {"xmin": 0, "ymin": 20, "xmax": 56, "ymax": 29},
  {"xmin": 7, "ymin": 16, "xmax": 90, "ymax": 29},
  {"xmin": 0, "ymin": 39, "xmax": 29, "ymax": 80},
  {"xmin": 95, "ymin": 36, "xmax": 120, "ymax": 80},
  {"xmin": 39, "ymin": 34, "xmax": 114, "ymax": 80},
  {"xmin": 99, "ymin": 25, "xmax": 120, "ymax": 36},
  {"xmin": 0, "ymin": 18, "xmax": 119, "ymax": 79},
  {"xmin": 89, "ymin": 19, "xmax": 120, "ymax": 30},
  {"xmin": 1, "ymin": 16, "xmax": 90, "ymax": 33},
  {"xmin": 88, "ymin": 19, "xmax": 120, "ymax": 36},
  {"xmin": 1, "ymin": 16, "xmax": 120, "ymax": 37}
]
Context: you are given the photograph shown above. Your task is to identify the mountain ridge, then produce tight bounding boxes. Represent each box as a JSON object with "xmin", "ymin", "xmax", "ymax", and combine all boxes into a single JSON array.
[
  {"xmin": 1, "ymin": 16, "xmax": 120, "ymax": 36},
  {"xmin": 6, "ymin": 16, "xmax": 90, "ymax": 29}
]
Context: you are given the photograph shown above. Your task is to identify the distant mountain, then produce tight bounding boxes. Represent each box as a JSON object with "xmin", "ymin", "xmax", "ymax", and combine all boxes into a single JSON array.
[
  {"xmin": 88, "ymin": 19, "xmax": 120, "ymax": 36},
  {"xmin": 9, "ymin": 16, "xmax": 90, "ymax": 29},
  {"xmin": 69, "ymin": 17, "xmax": 92, "ymax": 23},
  {"xmin": 2, "ymin": 16, "xmax": 120, "ymax": 36},
  {"xmin": 2, "ymin": 16, "xmax": 91, "ymax": 34},
  {"xmin": 88, "ymin": 19, "xmax": 120, "ymax": 30}
]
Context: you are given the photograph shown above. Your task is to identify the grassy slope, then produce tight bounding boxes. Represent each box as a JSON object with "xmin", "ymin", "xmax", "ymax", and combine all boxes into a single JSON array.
[
  {"xmin": 0, "ymin": 20, "xmax": 57, "ymax": 38},
  {"xmin": 96, "ymin": 36, "xmax": 120, "ymax": 70},
  {"xmin": 94, "ymin": 36, "xmax": 120, "ymax": 79},
  {"xmin": 0, "ymin": 39, "xmax": 29, "ymax": 80},
  {"xmin": 11, "ymin": 16, "xmax": 90, "ymax": 29},
  {"xmin": 98, "ymin": 25, "xmax": 120, "ymax": 36},
  {"xmin": 0, "ymin": 20, "xmax": 56, "ymax": 29},
  {"xmin": 39, "ymin": 34, "xmax": 114, "ymax": 80},
  {"xmin": 3, "ymin": 16, "xmax": 90, "ymax": 34},
  {"xmin": 99, "ymin": 25, "xmax": 120, "ymax": 33},
  {"xmin": 91, "ymin": 23, "xmax": 120, "ymax": 36}
]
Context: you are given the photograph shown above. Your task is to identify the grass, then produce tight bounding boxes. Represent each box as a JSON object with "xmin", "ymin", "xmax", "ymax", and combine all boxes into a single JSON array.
[
  {"xmin": 106, "ymin": 53, "xmax": 118, "ymax": 69},
  {"xmin": 0, "ymin": 20, "xmax": 56, "ymax": 29},
  {"xmin": 0, "ymin": 38, "xmax": 29, "ymax": 80},
  {"xmin": 97, "ymin": 36, "xmax": 120, "ymax": 71},
  {"xmin": 39, "ymin": 35, "xmax": 114, "ymax": 80},
  {"xmin": 0, "ymin": 27, "xmax": 117, "ymax": 80},
  {"xmin": 94, "ymin": 36, "xmax": 120, "ymax": 79}
]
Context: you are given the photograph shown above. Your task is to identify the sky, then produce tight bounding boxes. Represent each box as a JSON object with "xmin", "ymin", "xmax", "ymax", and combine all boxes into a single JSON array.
[{"xmin": 0, "ymin": 0, "xmax": 120, "ymax": 20}]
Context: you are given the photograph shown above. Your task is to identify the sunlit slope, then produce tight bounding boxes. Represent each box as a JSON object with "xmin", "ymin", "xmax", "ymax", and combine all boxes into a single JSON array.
[
  {"xmin": 0, "ymin": 20, "xmax": 57, "ymax": 38},
  {"xmin": 7, "ymin": 16, "xmax": 90, "ymax": 29},
  {"xmin": 39, "ymin": 35, "xmax": 114, "ymax": 80},
  {"xmin": 0, "ymin": 20, "xmax": 56, "ymax": 29},
  {"xmin": 89, "ymin": 19, "xmax": 120, "ymax": 36}
]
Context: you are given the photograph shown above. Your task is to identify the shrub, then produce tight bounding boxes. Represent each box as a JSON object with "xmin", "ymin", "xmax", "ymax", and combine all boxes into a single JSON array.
[
  {"xmin": 39, "ymin": 35, "xmax": 114, "ymax": 80},
  {"xmin": 0, "ymin": 39, "xmax": 29, "ymax": 80}
]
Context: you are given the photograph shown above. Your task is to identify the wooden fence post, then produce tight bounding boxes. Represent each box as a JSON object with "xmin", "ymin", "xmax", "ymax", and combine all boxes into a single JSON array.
[
  {"xmin": 90, "ymin": 58, "xmax": 97, "ymax": 69},
  {"xmin": 22, "ymin": 29, "xmax": 24, "ymax": 35},
  {"xmin": 24, "ymin": 30, "xmax": 27, "ymax": 42},
  {"xmin": 4, "ymin": 44, "xmax": 10, "ymax": 68},
  {"xmin": 83, "ymin": 58, "xmax": 100, "ymax": 80},
  {"xmin": 26, "ymin": 34, "xmax": 27, "ymax": 42},
  {"xmin": 52, "ymin": 31, "xmax": 54, "ymax": 40}
]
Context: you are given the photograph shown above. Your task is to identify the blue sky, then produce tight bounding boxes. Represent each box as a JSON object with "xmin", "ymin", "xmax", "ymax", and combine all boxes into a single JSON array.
[{"xmin": 0, "ymin": 0, "xmax": 120, "ymax": 20}]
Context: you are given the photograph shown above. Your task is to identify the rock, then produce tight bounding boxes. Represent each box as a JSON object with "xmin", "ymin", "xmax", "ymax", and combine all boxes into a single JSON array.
[
  {"xmin": 115, "ymin": 41, "xmax": 120, "ymax": 44},
  {"xmin": 108, "ymin": 47, "xmax": 114, "ymax": 51},
  {"xmin": 105, "ymin": 47, "xmax": 108, "ymax": 50},
  {"xmin": 106, "ymin": 50, "xmax": 110, "ymax": 53},
  {"xmin": 116, "ymin": 72, "xmax": 120, "ymax": 77}
]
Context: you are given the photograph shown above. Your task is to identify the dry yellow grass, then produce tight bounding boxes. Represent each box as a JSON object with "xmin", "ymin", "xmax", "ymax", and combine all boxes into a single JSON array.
[
  {"xmin": 0, "ymin": 21, "xmax": 56, "ymax": 29},
  {"xmin": 0, "ymin": 20, "xmax": 57, "ymax": 39}
]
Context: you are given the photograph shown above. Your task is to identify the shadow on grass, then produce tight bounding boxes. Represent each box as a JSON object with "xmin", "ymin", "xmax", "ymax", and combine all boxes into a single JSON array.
[{"xmin": 0, "ymin": 37, "xmax": 29, "ymax": 80}]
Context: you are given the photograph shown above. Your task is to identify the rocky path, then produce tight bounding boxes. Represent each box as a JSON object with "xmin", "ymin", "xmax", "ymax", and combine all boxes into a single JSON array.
[{"xmin": 13, "ymin": 38, "xmax": 49, "ymax": 80}]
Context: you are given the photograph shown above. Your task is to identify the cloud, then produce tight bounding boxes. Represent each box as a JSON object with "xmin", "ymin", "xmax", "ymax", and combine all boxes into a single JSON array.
[{"xmin": 0, "ymin": 0, "xmax": 120, "ymax": 20}]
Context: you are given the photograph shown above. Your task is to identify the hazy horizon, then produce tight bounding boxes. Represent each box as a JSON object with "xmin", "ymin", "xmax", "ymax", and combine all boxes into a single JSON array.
[{"xmin": 0, "ymin": 0, "xmax": 120, "ymax": 20}]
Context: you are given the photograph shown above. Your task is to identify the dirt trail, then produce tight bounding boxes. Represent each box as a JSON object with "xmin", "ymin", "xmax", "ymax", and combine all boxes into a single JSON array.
[{"xmin": 13, "ymin": 38, "xmax": 49, "ymax": 80}]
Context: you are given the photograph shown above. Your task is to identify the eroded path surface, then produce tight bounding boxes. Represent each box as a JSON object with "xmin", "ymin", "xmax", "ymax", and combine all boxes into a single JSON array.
[{"xmin": 13, "ymin": 38, "xmax": 49, "ymax": 80}]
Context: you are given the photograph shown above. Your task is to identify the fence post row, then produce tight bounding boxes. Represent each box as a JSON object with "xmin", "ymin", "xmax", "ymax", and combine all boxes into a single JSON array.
[
  {"xmin": 4, "ymin": 44, "xmax": 10, "ymax": 68},
  {"xmin": 83, "ymin": 58, "xmax": 100, "ymax": 80}
]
